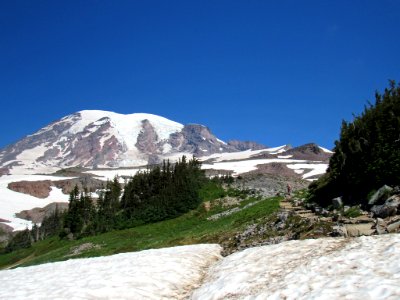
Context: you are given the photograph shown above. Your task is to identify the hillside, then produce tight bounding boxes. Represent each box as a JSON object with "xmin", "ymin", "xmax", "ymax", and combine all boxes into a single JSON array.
[
  {"xmin": 0, "ymin": 110, "xmax": 331, "ymax": 234},
  {"xmin": 0, "ymin": 183, "xmax": 281, "ymax": 268}
]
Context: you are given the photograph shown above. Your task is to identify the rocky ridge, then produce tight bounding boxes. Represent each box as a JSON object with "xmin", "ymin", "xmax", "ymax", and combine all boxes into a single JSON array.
[{"xmin": 0, "ymin": 110, "xmax": 277, "ymax": 175}]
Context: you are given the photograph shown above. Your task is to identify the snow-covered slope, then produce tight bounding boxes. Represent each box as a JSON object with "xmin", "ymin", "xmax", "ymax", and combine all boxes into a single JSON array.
[
  {"xmin": 0, "ymin": 110, "xmax": 332, "ymax": 179},
  {"xmin": 0, "ymin": 110, "xmax": 185, "ymax": 173},
  {"xmin": 0, "ymin": 110, "xmax": 245, "ymax": 174},
  {"xmin": 0, "ymin": 175, "xmax": 72, "ymax": 230},
  {"xmin": 1, "ymin": 235, "xmax": 399, "ymax": 299},
  {"xmin": 199, "ymin": 145, "xmax": 329, "ymax": 180},
  {"xmin": 0, "ymin": 244, "xmax": 222, "ymax": 299},
  {"xmin": 193, "ymin": 234, "xmax": 400, "ymax": 299}
]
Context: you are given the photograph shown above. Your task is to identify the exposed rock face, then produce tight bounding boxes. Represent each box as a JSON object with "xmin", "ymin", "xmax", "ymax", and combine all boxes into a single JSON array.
[
  {"xmin": 168, "ymin": 124, "xmax": 235, "ymax": 156},
  {"xmin": 243, "ymin": 163, "xmax": 302, "ymax": 177},
  {"xmin": 15, "ymin": 202, "xmax": 69, "ymax": 224},
  {"xmin": 285, "ymin": 143, "xmax": 331, "ymax": 161},
  {"xmin": 0, "ymin": 167, "xmax": 9, "ymax": 177},
  {"xmin": 0, "ymin": 110, "xmax": 332, "ymax": 181},
  {"xmin": 8, "ymin": 181, "xmax": 52, "ymax": 199},
  {"xmin": 135, "ymin": 120, "xmax": 161, "ymax": 155},
  {"xmin": 0, "ymin": 114, "xmax": 80, "ymax": 165},
  {"xmin": 0, "ymin": 222, "xmax": 13, "ymax": 244},
  {"xmin": 7, "ymin": 177, "xmax": 104, "ymax": 198},
  {"xmin": 227, "ymin": 140, "xmax": 266, "ymax": 151},
  {"xmin": 53, "ymin": 177, "xmax": 104, "ymax": 194},
  {"xmin": 368, "ymin": 185, "xmax": 393, "ymax": 205},
  {"xmin": 0, "ymin": 111, "xmax": 265, "ymax": 173}
]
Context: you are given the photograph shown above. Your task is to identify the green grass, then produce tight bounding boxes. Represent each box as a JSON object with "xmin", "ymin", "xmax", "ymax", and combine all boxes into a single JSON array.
[
  {"xmin": 0, "ymin": 185, "xmax": 280, "ymax": 269},
  {"xmin": 343, "ymin": 206, "xmax": 362, "ymax": 218},
  {"xmin": 198, "ymin": 181, "xmax": 227, "ymax": 201}
]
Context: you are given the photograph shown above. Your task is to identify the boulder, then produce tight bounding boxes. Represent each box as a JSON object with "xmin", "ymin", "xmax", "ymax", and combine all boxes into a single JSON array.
[
  {"xmin": 385, "ymin": 195, "xmax": 400, "ymax": 209},
  {"xmin": 345, "ymin": 223, "xmax": 375, "ymax": 237},
  {"xmin": 331, "ymin": 225, "xmax": 348, "ymax": 237},
  {"xmin": 375, "ymin": 218, "xmax": 387, "ymax": 235},
  {"xmin": 332, "ymin": 197, "xmax": 343, "ymax": 209},
  {"xmin": 393, "ymin": 186, "xmax": 400, "ymax": 194},
  {"xmin": 368, "ymin": 185, "xmax": 393, "ymax": 205},
  {"xmin": 387, "ymin": 221, "xmax": 400, "ymax": 233},
  {"xmin": 371, "ymin": 204, "xmax": 397, "ymax": 218}
]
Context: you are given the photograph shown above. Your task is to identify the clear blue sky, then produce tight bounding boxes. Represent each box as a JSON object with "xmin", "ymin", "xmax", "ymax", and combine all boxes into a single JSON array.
[{"xmin": 1, "ymin": 0, "xmax": 399, "ymax": 149}]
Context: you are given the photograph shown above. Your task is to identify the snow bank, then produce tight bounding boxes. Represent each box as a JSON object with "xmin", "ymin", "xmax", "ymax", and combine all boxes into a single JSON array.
[
  {"xmin": 0, "ymin": 175, "xmax": 72, "ymax": 230},
  {"xmin": 199, "ymin": 146, "xmax": 288, "ymax": 163},
  {"xmin": 319, "ymin": 146, "xmax": 334, "ymax": 154},
  {"xmin": 0, "ymin": 244, "xmax": 222, "ymax": 300},
  {"xmin": 86, "ymin": 168, "xmax": 143, "ymax": 181},
  {"xmin": 1, "ymin": 235, "xmax": 400, "ymax": 299},
  {"xmin": 202, "ymin": 158, "xmax": 309, "ymax": 175},
  {"xmin": 192, "ymin": 234, "xmax": 400, "ymax": 299},
  {"xmin": 286, "ymin": 163, "xmax": 328, "ymax": 179}
]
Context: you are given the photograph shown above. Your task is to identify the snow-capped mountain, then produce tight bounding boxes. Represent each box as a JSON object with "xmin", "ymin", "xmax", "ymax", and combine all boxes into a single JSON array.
[
  {"xmin": 0, "ymin": 110, "xmax": 334, "ymax": 232},
  {"xmin": 0, "ymin": 110, "xmax": 264, "ymax": 174}
]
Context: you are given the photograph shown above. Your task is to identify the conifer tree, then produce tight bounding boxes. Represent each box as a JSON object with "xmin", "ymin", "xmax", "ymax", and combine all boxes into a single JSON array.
[{"xmin": 309, "ymin": 81, "xmax": 400, "ymax": 206}]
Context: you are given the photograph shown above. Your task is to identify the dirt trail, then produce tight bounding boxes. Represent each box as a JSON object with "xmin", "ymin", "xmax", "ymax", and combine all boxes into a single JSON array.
[{"xmin": 3, "ymin": 254, "xmax": 35, "ymax": 270}]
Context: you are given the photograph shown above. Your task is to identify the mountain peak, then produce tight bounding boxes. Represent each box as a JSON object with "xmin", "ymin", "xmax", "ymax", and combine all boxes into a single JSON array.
[{"xmin": 0, "ymin": 111, "xmax": 234, "ymax": 174}]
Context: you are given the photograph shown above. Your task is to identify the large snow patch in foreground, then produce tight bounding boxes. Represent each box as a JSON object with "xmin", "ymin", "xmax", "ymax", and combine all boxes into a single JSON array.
[
  {"xmin": 0, "ymin": 244, "xmax": 222, "ymax": 300},
  {"xmin": 192, "ymin": 234, "xmax": 400, "ymax": 300},
  {"xmin": 1, "ymin": 235, "xmax": 400, "ymax": 299}
]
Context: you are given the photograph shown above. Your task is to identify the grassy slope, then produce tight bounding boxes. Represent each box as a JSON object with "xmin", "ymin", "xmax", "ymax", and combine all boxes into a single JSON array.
[{"xmin": 0, "ymin": 182, "xmax": 280, "ymax": 269}]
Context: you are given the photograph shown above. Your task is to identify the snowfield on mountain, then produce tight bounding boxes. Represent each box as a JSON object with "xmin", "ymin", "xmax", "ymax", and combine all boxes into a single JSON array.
[
  {"xmin": 0, "ymin": 175, "xmax": 71, "ymax": 230},
  {"xmin": 0, "ymin": 235, "xmax": 399, "ymax": 299},
  {"xmin": 0, "ymin": 110, "xmax": 332, "ymax": 232},
  {"xmin": 0, "ymin": 110, "xmax": 331, "ymax": 176}
]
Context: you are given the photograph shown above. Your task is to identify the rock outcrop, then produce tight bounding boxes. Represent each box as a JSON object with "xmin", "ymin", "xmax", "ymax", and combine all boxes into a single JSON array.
[{"xmin": 15, "ymin": 202, "xmax": 69, "ymax": 224}]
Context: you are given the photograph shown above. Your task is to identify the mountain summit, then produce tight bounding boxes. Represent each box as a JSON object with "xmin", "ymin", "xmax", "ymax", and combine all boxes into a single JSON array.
[{"xmin": 0, "ymin": 110, "xmax": 263, "ymax": 174}]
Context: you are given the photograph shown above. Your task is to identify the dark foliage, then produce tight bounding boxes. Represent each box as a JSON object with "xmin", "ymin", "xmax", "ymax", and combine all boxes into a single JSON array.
[
  {"xmin": 58, "ymin": 156, "xmax": 206, "ymax": 239},
  {"xmin": 309, "ymin": 81, "xmax": 400, "ymax": 207},
  {"xmin": 120, "ymin": 156, "xmax": 206, "ymax": 225},
  {"xmin": 5, "ymin": 229, "xmax": 32, "ymax": 253}
]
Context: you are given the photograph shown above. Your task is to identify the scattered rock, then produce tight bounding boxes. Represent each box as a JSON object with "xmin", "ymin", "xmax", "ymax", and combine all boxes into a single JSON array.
[
  {"xmin": 203, "ymin": 201, "xmax": 211, "ymax": 212},
  {"xmin": 368, "ymin": 185, "xmax": 393, "ymax": 205},
  {"xmin": 331, "ymin": 225, "xmax": 348, "ymax": 237},
  {"xmin": 375, "ymin": 218, "xmax": 387, "ymax": 235},
  {"xmin": 345, "ymin": 223, "xmax": 375, "ymax": 237},
  {"xmin": 371, "ymin": 204, "xmax": 397, "ymax": 218},
  {"xmin": 332, "ymin": 197, "xmax": 343, "ymax": 209},
  {"xmin": 385, "ymin": 195, "xmax": 400, "ymax": 209},
  {"xmin": 66, "ymin": 243, "xmax": 101, "ymax": 257},
  {"xmin": 387, "ymin": 221, "xmax": 400, "ymax": 233}
]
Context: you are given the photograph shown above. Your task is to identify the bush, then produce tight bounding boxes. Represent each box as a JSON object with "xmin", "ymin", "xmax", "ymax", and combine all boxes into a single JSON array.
[{"xmin": 343, "ymin": 206, "xmax": 362, "ymax": 218}]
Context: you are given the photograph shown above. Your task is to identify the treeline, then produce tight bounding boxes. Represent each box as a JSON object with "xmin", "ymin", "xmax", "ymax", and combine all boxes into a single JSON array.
[
  {"xmin": 5, "ymin": 156, "xmax": 206, "ymax": 251},
  {"xmin": 62, "ymin": 156, "xmax": 206, "ymax": 238},
  {"xmin": 5, "ymin": 209, "xmax": 64, "ymax": 252},
  {"xmin": 308, "ymin": 81, "xmax": 400, "ymax": 207}
]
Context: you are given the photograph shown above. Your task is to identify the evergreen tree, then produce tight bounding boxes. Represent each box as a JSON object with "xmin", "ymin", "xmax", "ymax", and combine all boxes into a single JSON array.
[
  {"xmin": 309, "ymin": 81, "xmax": 400, "ymax": 206},
  {"xmin": 5, "ymin": 229, "xmax": 32, "ymax": 253},
  {"xmin": 40, "ymin": 206, "xmax": 64, "ymax": 239}
]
